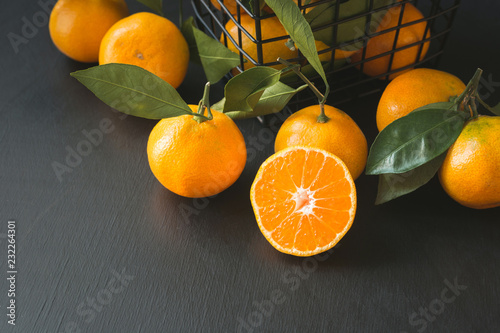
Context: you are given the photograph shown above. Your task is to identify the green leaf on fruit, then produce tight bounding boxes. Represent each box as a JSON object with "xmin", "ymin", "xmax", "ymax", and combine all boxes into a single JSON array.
[
  {"xmin": 222, "ymin": 82, "xmax": 307, "ymax": 119},
  {"xmin": 477, "ymin": 98, "xmax": 500, "ymax": 116},
  {"xmin": 375, "ymin": 153, "xmax": 447, "ymax": 205},
  {"xmin": 265, "ymin": 0, "xmax": 329, "ymax": 100},
  {"xmin": 136, "ymin": 0, "xmax": 164, "ymax": 16},
  {"xmin": 70, "ymin": 64, "xmax": 193, "ymax": 119},
  {"xmin": 181, "ymin": 17, "xmax": 241, "ymax": 84},
  {"xmin": 366, "ymin": 108, "xmax": 469, "ymax": 175},
  {"xmin": 411, "ymin": 101, "xmax": 457, "ymax": 113},
  {"xmin": 220, "ymin": 67, "xmax": 282, "ymax": 113},
  {"xmin": 305, "ymin": 0, "xmax": 397, "ymax": 48}
]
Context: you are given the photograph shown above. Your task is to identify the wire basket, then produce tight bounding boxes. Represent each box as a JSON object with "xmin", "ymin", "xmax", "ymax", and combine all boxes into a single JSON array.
[{"xmin": 191, "ymin": 0, "xmax": 461, "ymax": 110}]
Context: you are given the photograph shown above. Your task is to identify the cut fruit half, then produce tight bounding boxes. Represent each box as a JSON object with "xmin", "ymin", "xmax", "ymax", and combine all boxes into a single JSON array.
[{"xmin": 250, "ymin": 146, "xmax": 357, "ymax": 257}]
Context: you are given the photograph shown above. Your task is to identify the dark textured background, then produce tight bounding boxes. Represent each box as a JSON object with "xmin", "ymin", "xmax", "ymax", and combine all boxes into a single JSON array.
[{"xmin": 1, "ymin": 0, "xmax": 499, "ymax": 332}]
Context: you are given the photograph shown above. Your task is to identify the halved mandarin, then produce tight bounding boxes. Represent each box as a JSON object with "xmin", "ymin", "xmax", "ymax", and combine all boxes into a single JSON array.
[{"xmin": 250, "ymin": 146, "xmax": 357, "ymax": 257}]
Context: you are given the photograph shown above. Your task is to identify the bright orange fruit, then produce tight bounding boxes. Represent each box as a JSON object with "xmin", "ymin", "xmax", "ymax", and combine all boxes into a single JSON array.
[
  {"xmin": 376, "ymin": 68, "xmax": 466, "ymax": 131},
  {"xmin": 274, "ymin": 104, "xmax": 368, "ymax": 180},
  {"xmin": 438, "ymin": 116, "xmax": 500, "ymax": 209},
  {"xmin": 250, "ymin": 146, "xmax": 357, "ymax": 256},
  {"xmin": 49, "ymin": 0, "xmax": 129, "ymax": 63},
  {"xmin": 147, "ymin": 105, "xmax": 247, "ymax": 198},
  {"xmin": 99, "ymin": 12, "xmax": 189, "ymax": 89}
]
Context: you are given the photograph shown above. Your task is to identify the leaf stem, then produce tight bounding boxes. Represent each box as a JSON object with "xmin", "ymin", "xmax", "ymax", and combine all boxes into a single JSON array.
[
  {"xmin": 277, "ymin": 57, "xmax": 329, "ymax": 123},
  {"xmin": 278, "ymin": 57, "xmax": 324, "ymax": 101}
]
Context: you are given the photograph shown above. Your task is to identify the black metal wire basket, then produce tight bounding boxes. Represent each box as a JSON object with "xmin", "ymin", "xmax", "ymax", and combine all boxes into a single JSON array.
[{"xmin": 192, "ymin": 0, "xmax": 461, "ymax": 110}]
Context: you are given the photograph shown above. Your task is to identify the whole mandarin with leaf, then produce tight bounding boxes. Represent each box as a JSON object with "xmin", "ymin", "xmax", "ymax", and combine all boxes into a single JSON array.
[
  {"xmin": 351, "ymin": 3, "xmax": 430, "ymax": 80},
  {"xmin": 221, "ymin": 14, "xmax": 298, "ymax": 71},
  {"xmin": 377, "ymin": 68, "xmax": 466, "ymax": 131},
  {"xmin": 275, "ymin": 105, "xmax": 368, "ymax": 180},
  {"xmin": 49, "ymin": 0, "xmax": 129, "ymax": 62},
  {"xmin": 100, "ymin": 12, "xmax": 189, "ymax": 89},
  {"xmin": 438, "ymin": 115, "xmax": 500, "ymax": 209},
  {"xmin": 147, "ymin": 105, "xmax": 247, "ymax": 198}
]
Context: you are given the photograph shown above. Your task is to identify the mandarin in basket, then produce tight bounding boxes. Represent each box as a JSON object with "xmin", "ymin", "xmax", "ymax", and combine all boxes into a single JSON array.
[
  {"xmin": 221, "ymin": 14, "xmax": 298, "ymax": 71},
  {"xmin": 352, "ymin": 3, "xmax": 430, "ymax": 80}
]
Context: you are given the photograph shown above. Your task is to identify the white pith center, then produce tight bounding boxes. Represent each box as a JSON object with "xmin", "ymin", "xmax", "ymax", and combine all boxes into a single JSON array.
[{"xmin": 293, "ymin": 188, "xmax": 316, "ymax": 215}]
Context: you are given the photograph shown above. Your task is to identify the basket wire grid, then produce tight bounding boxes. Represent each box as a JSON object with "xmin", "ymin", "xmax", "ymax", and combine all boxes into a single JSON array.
[{"xmin": 192, "ymin": 0, "xmax": 461, "ymax": 111}]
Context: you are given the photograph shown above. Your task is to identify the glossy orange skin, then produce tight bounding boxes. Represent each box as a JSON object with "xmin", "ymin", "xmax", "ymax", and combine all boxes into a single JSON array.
[
  {"xmin": 439, "ymin": 116, "xmax": 500, "ymax": 209},
  {"xmin": 377, "ymin": 68, "xmax": 466, "ymax": 131},
  {"xmin": 275, "ymin": 105, "xmax": 368, "ymax": 180},
  {"xmin": 221, "ymin": 14, "xmax": 298, "ymax": 70},
  {"xmin": 49, "ymin": 0, "xmax": 129, "ymax": 62},
  {"xmin": 147, "ymin": 106, "xmax": 247, "ymax": 198},
  {"xmin": 99, "ymin": 12, "xmax": 189, "ymax": 89},
  {"xmin": 351, "ymin": 3, "xmax": 430, "ymax": 80}
]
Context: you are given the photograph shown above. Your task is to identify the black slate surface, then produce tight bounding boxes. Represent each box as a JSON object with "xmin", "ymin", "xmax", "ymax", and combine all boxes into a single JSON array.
[{"xmin": 1, "ymin": 1, "xmax": 499, "ymax": 332}]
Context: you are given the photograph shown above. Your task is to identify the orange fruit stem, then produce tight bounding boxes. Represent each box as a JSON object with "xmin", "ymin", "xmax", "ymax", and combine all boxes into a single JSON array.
[
  {"xmin": 195, "ymin": 82, "xmax": 213, "ymax": 124},
  {"xmin": 454, "ymin": 68, "xmax": 482, "ymax": 119},
  {"xmin": 317, "ymin": 103, "xmax": 329, "ymax": 123}
]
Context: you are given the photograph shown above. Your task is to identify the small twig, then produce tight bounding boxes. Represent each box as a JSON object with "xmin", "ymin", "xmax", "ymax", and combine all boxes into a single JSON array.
[
  {"xmin": 278, "ymin": 57, "xmax": 329, "ymax": 123},
  {"xmin": 277, "ymin": 57, "xmax": 324, "ymax": 102}
]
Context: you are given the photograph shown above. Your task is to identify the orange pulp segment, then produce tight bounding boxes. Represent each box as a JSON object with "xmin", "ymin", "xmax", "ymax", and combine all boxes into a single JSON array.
[{"xmin": 250, "ymin": 146, "xmax": 357, "ymax": 256}]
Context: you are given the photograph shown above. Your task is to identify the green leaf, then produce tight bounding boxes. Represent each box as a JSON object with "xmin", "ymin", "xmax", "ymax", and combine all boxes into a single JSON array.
[
  {"xmin": 477, "ymin": 98, "xmax": 500, "ymax": 116},
  {"xmin": 136, "ymin": 0, "xmax": 164, "ymax": 16},
  {"xmin": 489, "ymin": 102, "xmax": 500, "ymax": 116},
  {"xmin": 237, "ymin": 0, "xmax": 254, "ymax": 13},
  {"xmin": 222, "ymin": 82, "xmax": 307, "ymax": 119},
  {"xmin": 366, "ymin": 108, "xmax": 468, "ymax": 175},
  {"xmin": 211, "ymin": 98, "xmax": 225, "ymax": 112},
  {"xmin": 181, "ymin": 17, "xmax": 202, "ymax": 65},
  {"xmin": 305, "ymin": 0, "xmax": 397, "ymax": 48},
  {"xmin": 181, "ymin": 17, "xmax": 241, "ymax": 84},
  {"xmin": 375, "ymin": 153, "xmax": 447, "ymax": 205},
  {"xmin": 412, "ymin": 101, "xmax": 457, "ymax": 114},
  {"xmin": 221, "ymin": 66, "xmax": 282, "ymax": 113},
  {"xmin": 70, "ymin": 64, "xmax": 193, "ymax": 119},
  {"xmin": 265, "ymin": 0, "xmax": 329, "ymax": 100}
]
